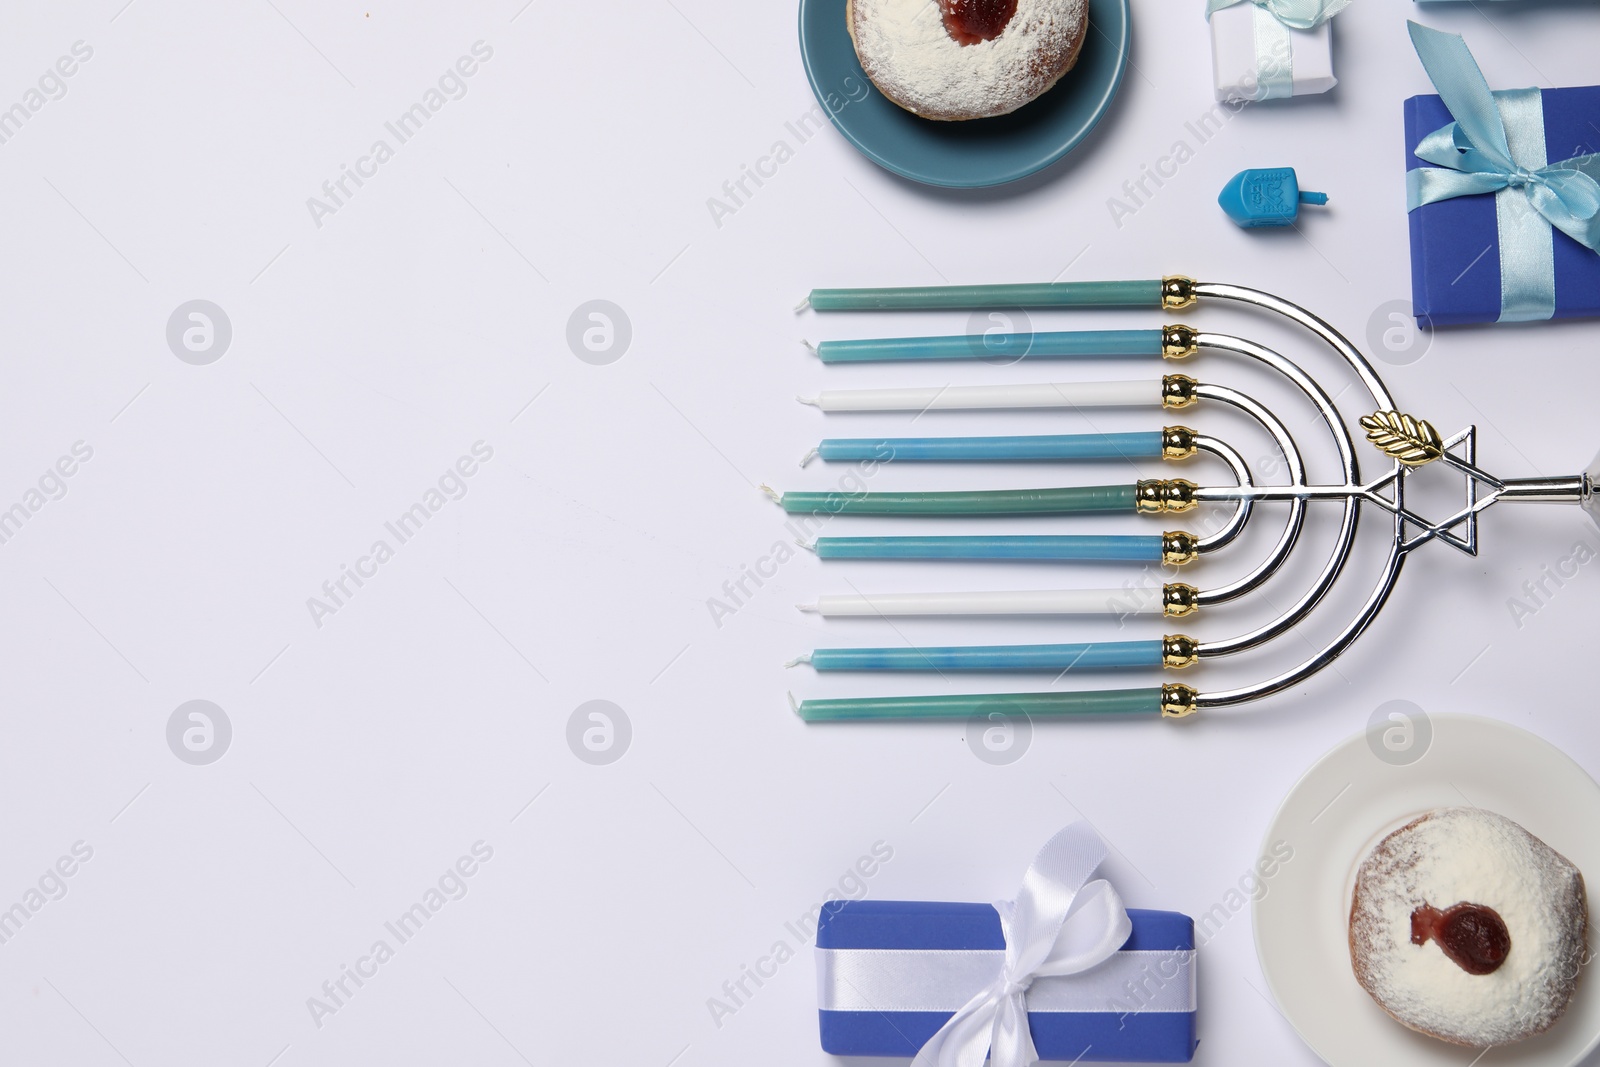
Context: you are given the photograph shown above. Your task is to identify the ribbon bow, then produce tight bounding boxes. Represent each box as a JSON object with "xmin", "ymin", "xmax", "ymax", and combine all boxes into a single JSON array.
[
  {"xmin": 911, "ymin": 824, "xmax": 1131, "ymax": 1067},
  {"xmin": 1204, "ymin": 0, "xmax": 1350, "ymax": 31},
  {"xmin": 1406, "ymin": 21, "xmax": 1600, "ymax": 320}
]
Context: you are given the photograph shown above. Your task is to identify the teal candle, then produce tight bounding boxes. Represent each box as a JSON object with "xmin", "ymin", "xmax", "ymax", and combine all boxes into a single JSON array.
[
  {"xmin": 796, "ymin": 688, "xmax": 1164, "ymax": 721},
  {"xmin": 815, "ymin": 330, "xmax": 1164, "ymax": 363},
  {"xmin": 816, "ymin": 432, "xmax": 1162, "ymax": 463},
  {"xmin": 813, "ymin": 534, "xmax": 1165, "ymax": 562},
  {"xmin": 807, "ymin": 281, "xmax": 1164, "ymax": 311},
  {"xmin": 806, "ymin": 640, "xmax": 1164, "ymax": 672},
  {"xmin": 778, "ymin": 484, "xmax": 1138, "ymax": 517}
]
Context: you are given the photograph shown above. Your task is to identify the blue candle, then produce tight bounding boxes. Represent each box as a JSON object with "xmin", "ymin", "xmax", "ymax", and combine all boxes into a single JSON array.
[
  {"xmin": 812, "ymin": 534, "xmax": 1166, "ymax": 562},
  {"xmin": 814, "ymin": 329, "xmax": 1164, "ymax": 363},
  {"xmin": 802, "ymin": 640, "xmax": 1164, "ymax": 672},
  {"xmin": 816, "ymin": 432, "xmax": 1162, "ymax": 463},
  {"xmin": 775, "ymin": 484, "xmax": 1139, "ymax": 516},
  {"xmin": 796, "ymin": 688, "xmax": 1165, "ymax": 721}
]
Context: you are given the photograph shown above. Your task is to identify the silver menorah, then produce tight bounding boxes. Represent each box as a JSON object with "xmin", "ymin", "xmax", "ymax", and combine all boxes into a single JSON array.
[{"xmin": 773, "ymin": 277, "xmax": 1596, "ymax": 723}]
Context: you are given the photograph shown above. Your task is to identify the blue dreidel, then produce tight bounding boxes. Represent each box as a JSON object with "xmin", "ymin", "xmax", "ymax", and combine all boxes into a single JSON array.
[{"xmin": 1218, "ymin": 168, "xmax": 1328, "ymax": 228}]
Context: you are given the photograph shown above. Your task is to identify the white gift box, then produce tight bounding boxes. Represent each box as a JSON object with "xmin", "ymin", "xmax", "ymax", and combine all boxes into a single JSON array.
[{"xmin": 1209, "ymin": 3, "xmax": 1336, "ymax": 102}]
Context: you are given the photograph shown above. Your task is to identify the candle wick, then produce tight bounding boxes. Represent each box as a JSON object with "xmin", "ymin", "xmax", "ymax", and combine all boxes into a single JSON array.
[
  {"xmin": 796, "ymin": 603, "xmax": 819, "ymax": 613},
  {"xmin": 784, "ymin": 654, "xmax": 811, "ymax": 668},
  {"xmin": 799, "ymin": 448, "xmax": 818, "ymax": 468},
  {"xmin": 760, "ymin": 484, "xmax": 782, "ymax": 505},
  {"xmin": 796, "ymin": 539, "xmax": 816, "ymax": 553},
  {"xmin": 797, "ymin": 395, "xmax": 820, "ymax": 407},
  {"xmin": 801, "ymin": 339, "xmax": 818, "ymax": 356},
  {"xmin": 793, "ymin": 295, "xmax": 811, "ymax": 314},
  {"xmin": 786, "ymin": 692, "xmax": 802, "ymax": 716}
]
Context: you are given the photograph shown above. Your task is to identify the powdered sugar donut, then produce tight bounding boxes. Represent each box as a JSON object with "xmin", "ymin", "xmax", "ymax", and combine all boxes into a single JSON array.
[
  {"xmin": 847, "ymin": 0, "xmax": 1089, "ymax": 121},
  {"xmin": 1349, "ymin": 808, "xmax": 1588, "ymax": 1046}
]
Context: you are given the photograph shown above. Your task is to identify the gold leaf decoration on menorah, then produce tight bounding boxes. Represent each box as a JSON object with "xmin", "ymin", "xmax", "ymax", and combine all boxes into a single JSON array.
[{"xmin": 1359, "ymin": 410, "xmax": 1444, "ymax": 467}]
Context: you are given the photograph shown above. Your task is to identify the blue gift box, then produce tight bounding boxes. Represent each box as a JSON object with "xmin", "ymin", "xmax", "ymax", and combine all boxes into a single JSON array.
[
  {"xmin": 815, "ymin": 901, "xmax": 1197, "ymax": 1063},
  {"xmin": 1404, "ymin": 85, "xmax": 1600, "ymax": 326}
]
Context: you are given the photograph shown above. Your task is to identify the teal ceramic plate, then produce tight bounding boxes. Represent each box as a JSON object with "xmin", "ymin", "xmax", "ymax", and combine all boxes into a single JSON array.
[{"xmin": 797, "ymin": 0, "xmax": 1131, "ymax": 188}]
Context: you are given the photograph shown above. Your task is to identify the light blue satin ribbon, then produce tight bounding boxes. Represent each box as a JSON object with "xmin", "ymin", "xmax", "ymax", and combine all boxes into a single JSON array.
[
  {"xmin": 1406, "ymin": 21, "xmax": 1600, "ymax": 322},
  {"xmin": 1205, "ymin": 0, "xmax": 1349, "ymax": 31},
  {"xmin": 1206, "ymin": 0, "xmax": 1348, "ymax": 100}
]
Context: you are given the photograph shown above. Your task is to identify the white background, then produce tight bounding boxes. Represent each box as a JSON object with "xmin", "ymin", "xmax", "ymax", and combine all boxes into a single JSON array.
[{"xmin": 0, "ymin": 1, "xmax": 1595, "ymax": 1065}]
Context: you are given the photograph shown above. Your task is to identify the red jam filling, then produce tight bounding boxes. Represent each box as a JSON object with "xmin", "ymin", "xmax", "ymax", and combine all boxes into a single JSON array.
[
  {"xmin": 940, "ymin": 0, "xmax": 1019, "ymax": 45},
  {"xmin": 1411, "ymin": 902, "xmax": 1512, "ymax": 975}
]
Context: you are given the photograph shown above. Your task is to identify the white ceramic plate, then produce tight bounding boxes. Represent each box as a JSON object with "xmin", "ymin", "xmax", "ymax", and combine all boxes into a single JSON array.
[{"xmin": 1255, "ymin": 715, "xmax": 1600, "ymax": 1067}]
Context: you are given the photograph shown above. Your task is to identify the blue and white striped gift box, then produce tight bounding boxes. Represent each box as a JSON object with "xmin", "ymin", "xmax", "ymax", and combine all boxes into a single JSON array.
[{"xmin": 816, "ymin": 900, "xmax": 1198, "ymax": 1063}]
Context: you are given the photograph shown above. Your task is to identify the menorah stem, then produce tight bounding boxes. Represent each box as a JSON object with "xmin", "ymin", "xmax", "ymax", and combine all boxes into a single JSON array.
[{"xmin": 1497, "ymin": 475, "xmax": 1590, "ymax": 504}]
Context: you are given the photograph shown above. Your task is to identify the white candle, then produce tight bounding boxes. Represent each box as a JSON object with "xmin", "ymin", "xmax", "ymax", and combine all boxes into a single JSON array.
[
  {"xmin": 798, "ymin": 589, "xmax": 1162, "ymax": 616},
  {"xmin": 797, "ymin": 380, "xmax": 1156, "ymax": 412}
]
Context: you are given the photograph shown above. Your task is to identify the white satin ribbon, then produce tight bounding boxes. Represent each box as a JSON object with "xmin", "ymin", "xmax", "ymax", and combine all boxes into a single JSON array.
[
  {"xmin": 890, "ymin": 824, "xmax": 1134, "ymax": 1067},
  {"xmin": 817, "ymin": 947, "xmax": 1196, "ymax": 1014}
]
